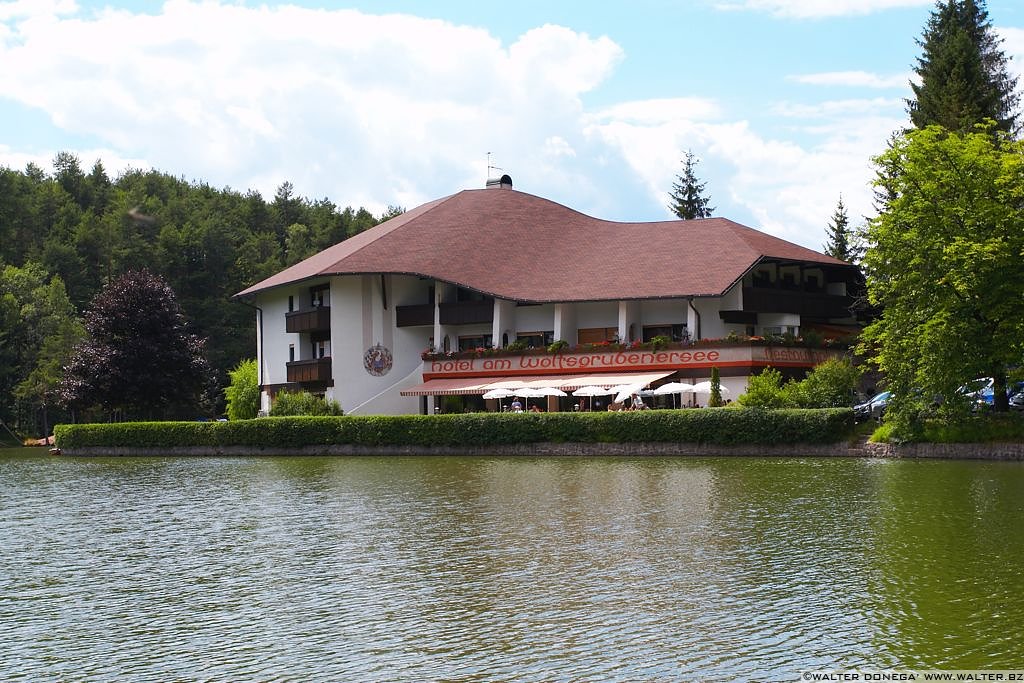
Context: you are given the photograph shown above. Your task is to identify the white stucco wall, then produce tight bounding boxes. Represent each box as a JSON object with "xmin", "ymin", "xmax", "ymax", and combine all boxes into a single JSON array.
[
  {"xmin": 514, "ymin": 304, "xmax": 556, "ymax": 337},
  {"xmin": 331, "ymin": 275, "xmax": 431, "ymax": 415},
  {"xmin": 690, "ymin": 295, "xmax": 729, "ymax": 339},
  {"xmin": 639, "ymin": 299, "xmax": 688, "ymax": 328},
  {"xmin": 574, "ymin": 302, "xmax": 618, "ymax": 330}
]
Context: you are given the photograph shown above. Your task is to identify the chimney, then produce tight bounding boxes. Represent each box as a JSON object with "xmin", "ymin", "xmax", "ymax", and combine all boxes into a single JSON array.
[{"xmin": 485, "ymin": 174, "xmax": 513, "ymax": 189}]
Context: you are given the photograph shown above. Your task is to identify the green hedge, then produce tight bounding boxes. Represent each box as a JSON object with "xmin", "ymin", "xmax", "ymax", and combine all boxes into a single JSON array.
[{"xmin": 54, "ymin": 409, "xmax": 854, "ymax": 450}]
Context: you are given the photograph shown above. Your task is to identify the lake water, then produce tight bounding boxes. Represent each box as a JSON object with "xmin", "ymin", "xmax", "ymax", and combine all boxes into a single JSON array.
[{"xmin": 1, "ymin": 449, "xmax": 1022, "ymax": 681}]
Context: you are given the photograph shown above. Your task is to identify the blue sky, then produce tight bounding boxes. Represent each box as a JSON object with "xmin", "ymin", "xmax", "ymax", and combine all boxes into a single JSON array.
[{"xmin": 3, "ymin": 0, "xmax": 1024, "ymax": 250}]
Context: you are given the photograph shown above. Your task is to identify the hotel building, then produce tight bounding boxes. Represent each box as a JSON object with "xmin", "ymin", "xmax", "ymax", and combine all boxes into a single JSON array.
[{"xmin": 234, "ymin": 177, "xmax": 862, "ymax": 414}]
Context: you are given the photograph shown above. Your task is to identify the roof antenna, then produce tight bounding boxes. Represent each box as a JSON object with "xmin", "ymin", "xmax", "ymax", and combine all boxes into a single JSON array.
[{"xmin": 485, "ymin": 152, "xmax": 512, "ymax": 189}]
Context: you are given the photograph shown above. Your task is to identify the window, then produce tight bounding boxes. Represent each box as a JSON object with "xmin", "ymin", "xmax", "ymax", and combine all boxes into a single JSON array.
[
  {"xmin": 310, "ymin": 285, "xmax": 329, "ymax": 307},
  {"xmin": 289, "ymin": 344, "xmax": 295, "ymax": 362},
  {"xmin": 642, "ymin": 324, "xmax": 687, "ymax": 342},
  {"xmin": 577, "ymin": 327, "xmax": 618, "ymax": 344},
  {"xmin": 288, "ymin": 295, "xmax": 294, "ymax": 312},
  {"xmin": 517, "ymin": 331, "xmax": 554, "ymax": 348},
  {"xmin": 459, "ymin": 334, "xmax": 493, "ymax": 351},
  {"xmin": 311, "ymin": 331, "xmax": 330, "ymax": 358},
  {"xmin": 761, "ymin": 326, "xmax": 799, "ymax": 336}
]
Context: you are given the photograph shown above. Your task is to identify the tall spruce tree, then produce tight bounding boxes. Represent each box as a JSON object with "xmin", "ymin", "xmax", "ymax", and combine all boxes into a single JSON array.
[
  {"xmin": 908, "ymin": 0, "xmax": 1019, "ymax": 134},
  {"xmin": 823, "ymin": 196, "xmax": 857, "ymax": 262},
  {"xmin": 667, "ymin": 150, "xmax": 715, "ymax": 219}
]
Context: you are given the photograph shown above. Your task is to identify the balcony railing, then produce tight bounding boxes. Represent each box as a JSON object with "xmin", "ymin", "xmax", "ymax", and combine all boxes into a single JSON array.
[
  {"xmin": 742, "ymin": 287, "xmax": 852, "ymax": 319},
  {"xmin": 286, "ymin": 306, "xmax": 331, "ymax": 333},
  {"xmin": 396, "ymin": 303, "xmax": 434, "ymax": 327},
  {"xmin": 439, "ymin": 300, "xmax": 493, "ymax": 326},
  {"xmin": 396, "ymin": 300, "xmax": 495, "ymax": 327},
  {"xmin": 286, "ymin": 357, "xmax": 332, "ymax": 383}
]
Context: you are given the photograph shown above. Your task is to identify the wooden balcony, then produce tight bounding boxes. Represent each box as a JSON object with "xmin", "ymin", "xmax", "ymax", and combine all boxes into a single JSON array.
[
  {"xmin": 742, "ymin": 287, "xmax": 853, "ymax": 319},
  {"xmin": 286, "ymin": 357, "xmax": 332, "ymax": 383},
  {"xmin": 396, "ymin": 300, "xmax": 495, "ymax": 327},
  {"xmin": 439, "ymin": 299, "xmax": 493, "ymax": 325},
  {"xmin": 286, "ymin": 306, "xmax": 331, "ymax": 333},
  {"xmin": 396, "ymin": 303, "xmax": 434, "ymax": 327}
]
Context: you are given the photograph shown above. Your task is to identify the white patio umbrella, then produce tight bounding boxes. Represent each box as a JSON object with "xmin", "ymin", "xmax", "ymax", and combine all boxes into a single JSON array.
[
  {"xmin": 653, "ymin": 382, "xmax": 695, "ymax": 395},
  {"xmin": 482, "ymin": 388, "xmax": 517, "ymax": 400},
  {"xmin": 572, "ymin": 385, "xmax": 616, "ymax": 396},
  {"xmin": 571, "ymin": 385, "xmax": 616, "ymax": 411},
  {"xmin": 514, "ymin": 387, "xmax": 547, "ymax": 411},
  {"xmin": 482, "ymin": 387, "xmax": 517, "ymax": 412},
  {"xmin": 534, "ymin": 387, "xmax": 567, "ymax": 397},
  {"xmin": 610, "ymin": 383, "xmax": 646, "ymax": 406},
  {"xmin": 691, "ymin": 381, "xmax": 730, "ymax": 394},
  {"xmin": 654, "ymin": 381, "xmax": 694, "ymax": 408},
  {"xmin": 691, "ymin": 381, "xmax": 730, "ymax": 406}
]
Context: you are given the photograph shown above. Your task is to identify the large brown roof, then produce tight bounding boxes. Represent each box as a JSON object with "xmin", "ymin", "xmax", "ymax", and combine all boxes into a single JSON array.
[{"xmin": 235, "ymin": 188, "xmax": 853, "ymax": 302}]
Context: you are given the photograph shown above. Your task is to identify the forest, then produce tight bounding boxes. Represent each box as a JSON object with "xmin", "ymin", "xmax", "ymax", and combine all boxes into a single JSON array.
[{"xmin": 0, "ymin": 152, "xmax": 399, "ymax": 438}]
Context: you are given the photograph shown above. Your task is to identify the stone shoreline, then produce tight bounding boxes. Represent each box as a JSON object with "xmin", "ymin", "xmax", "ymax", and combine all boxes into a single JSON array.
[{"xmin": 58, "ymin": 441, "xmax": 1024, "ymax": 459}]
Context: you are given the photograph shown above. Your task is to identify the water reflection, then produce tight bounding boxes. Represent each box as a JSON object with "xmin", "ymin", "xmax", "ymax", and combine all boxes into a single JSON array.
[{"xmin": 0, "ymin": 453, "xmax": 1021, "ymax": 680}]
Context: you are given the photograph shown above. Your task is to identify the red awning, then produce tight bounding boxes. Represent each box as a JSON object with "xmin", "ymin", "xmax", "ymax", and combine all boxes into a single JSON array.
[
  {"xmin": 399, "ymin": 377, "xmax": 496, "ymax": 396},
  {"xmin": 400, "ymin": 371, "xmax": 673, "ymax": 396}
]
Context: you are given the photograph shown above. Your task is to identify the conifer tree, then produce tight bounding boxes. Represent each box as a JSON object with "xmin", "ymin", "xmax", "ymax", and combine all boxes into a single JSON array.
[
  {"xmin": 822, "ymin": 197, "xmax": 860, "ymax": 263},
  {"xmin": 709, "ymin": 367, "xmax": 724, "ymax": 407},
  {"xmin": 667, "ymin": 150, "xmax": 715, "ymax": 219},
  {"xmin": 908, "ymin": 0, "xmax": 1018, "ymax": 134}
]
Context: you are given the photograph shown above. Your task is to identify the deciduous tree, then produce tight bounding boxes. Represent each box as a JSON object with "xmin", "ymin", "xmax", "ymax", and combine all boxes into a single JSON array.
[
  {"xmin": 862, "ymin": 124, "xmax": 1024, "ymax": 426},
  {"xmin": 60, "ymin": 270, "xmax": 214, "ymax": 420},
  {"xmin": 0, "ymin": 262, "xmax": 83, "ymax": 437}
]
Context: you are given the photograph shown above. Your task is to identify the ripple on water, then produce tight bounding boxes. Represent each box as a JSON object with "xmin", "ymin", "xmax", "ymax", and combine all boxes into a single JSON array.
[{"xmin": 0, "ymin": 454, "xmax": 1022, "ymax": 680}]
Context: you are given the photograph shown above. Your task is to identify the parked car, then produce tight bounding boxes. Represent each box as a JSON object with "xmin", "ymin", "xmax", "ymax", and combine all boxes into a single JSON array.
[
  {"xmin": 854, "ymin": 391, "xmax": 891, "ymax": 423},
  {"xmin": 1011, "ymin": 390, "xmax": 1024, "ymax": 411},
  {"xmin": 959, "ymin": 377, "xmax": 993, "ymax": 408},
  {"xmin": 959, "ymin": 378, "xmax": 1024, "ymax": 409}
]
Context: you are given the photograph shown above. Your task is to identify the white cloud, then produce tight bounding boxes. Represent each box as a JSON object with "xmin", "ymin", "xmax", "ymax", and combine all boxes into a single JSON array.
[
  {"xmin": 0, "ymin": 1, "xmax": 623, "ymax": 212},
  {"xmin": 0, "ymin": 0, "xmax": 77, "ymax": 21},
  {"xmin": 999, "ymin": 27, "xmax": 1024, "ymax": 88},
  {"xmin": 789, "ymin": 70, "xmax": 913, "ymax": 89},
  {"xmin": 773, "ymin": 97, "xmax": 906, "ymax": 119},
  {"xmin": 0, "ymin": 0, "xmax": 989, "ymax": 255},
  {"xmin": 585, "ymin": 92, "xmax": 904, "ymax": 247},
  {"xmin": 589, "ymin": 97, "xmax": 722, "ymax": 124},
  {"xmin": 542, "ymin": 136, "xmax": 576, "ymax": 158},
  {"xmin": 713, "ymin": 0, "xmax": 932, "ymax": 19}
]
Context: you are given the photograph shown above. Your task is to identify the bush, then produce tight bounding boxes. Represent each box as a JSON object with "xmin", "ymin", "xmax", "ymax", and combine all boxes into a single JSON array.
[
  {"xmin": 738, "ymin": 357, "xmax": 860, "ymax": 409},
  {"xmin": 737, "ymin": 368, "xmax": 793, "ymax": 408},
  {"xmin": 224, "ymin": 359, "xmax": 259, "ymax": 420},
  {"xmin": 797, "ymin": 357, "xmax": 861, "ymax": 408},
  {"xmin": 269, "ymin": 391, "xmax": 343, "ymax": 416},
  {"xmin": 54, "ymin": 409, "xmax": 856, "ymax": 451}
]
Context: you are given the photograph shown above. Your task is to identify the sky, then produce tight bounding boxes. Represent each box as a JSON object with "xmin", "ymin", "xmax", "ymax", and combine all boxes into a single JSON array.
[{"xmin": 3, "ymin": 0, "xmax": 1024, "ymax": 252}]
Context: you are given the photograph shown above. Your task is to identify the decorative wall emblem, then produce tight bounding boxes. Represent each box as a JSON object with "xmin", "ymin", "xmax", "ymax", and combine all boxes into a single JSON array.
[{"xmin": 363, "ymin": 344, "xmax": 393, "ymax": 376}]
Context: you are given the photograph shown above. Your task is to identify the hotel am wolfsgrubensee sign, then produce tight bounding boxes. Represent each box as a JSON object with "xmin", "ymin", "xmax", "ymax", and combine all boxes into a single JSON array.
[{"xmin": 422, "ymin": 344, "xmax": 842, "ymax": 380}]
